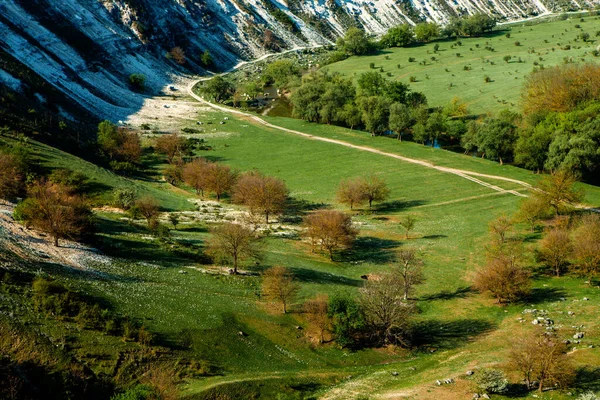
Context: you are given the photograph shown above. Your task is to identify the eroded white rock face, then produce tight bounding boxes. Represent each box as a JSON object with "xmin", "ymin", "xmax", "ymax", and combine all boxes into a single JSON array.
[{"xmin": 1, "ymin": 0, "xmax": 598, "ymax": 120}]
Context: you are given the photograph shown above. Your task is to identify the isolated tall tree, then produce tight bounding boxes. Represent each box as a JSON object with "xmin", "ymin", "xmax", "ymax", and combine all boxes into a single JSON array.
[
  {"xmin": 533, "ymin": 170, "xmax": 584, "ymax": 214},
  {"xmin": 393, "ymin": 248, "xmax": 425, "ymax": 300},
  {"xmin": 304, "ymin": 294, "xmax": 330, "ymax": 343},
  {"xmin": 514, "ymin": 196, "xmax": 549, "ymax": 232},
  {"xmin": 0, "ymin": 153, "xmax": 24, "ymax": 201},
  {"xmin": 155, "ymin": 133, "xmax": 188, "ymax": 164},
  {"xmin": 15, "ymin": 180, "xmax": 92, "ymax": 247},
  {"xmin": 262, "ymin": 266, "xmax": 300, "ymax": 313},
  {"xmin": 539, "ymin": 227, "xmax": 572, "ymax": 277},
  {"xmin": 233, "ymin": 171, "xmax": 288, "ymax": 223},
  {"xmin": 183, "ymin": 158, "xmax": 209, "ymax": 196},
  {"xmin": 572, "ymin": 213, "xmax": 600, "ymax": 284},
  {"xmin": 360, "ymin": 272, "xmax": 415, "ymax": 346},
  {"xmin": 303, "ymin": 210, "xmax": 358, "ymax": 260},
  {"xmin": 135, "ymin": 197, "xmax": 159, "ymax": 222},
  {"xmin": 508, "ymin": 331, "xmax": 575, "ymax": 392},
  {"xmin": 206, "ymin": 223, "xmax": 261, "ymax": 274},
  {"xmin": 360, "ymin": 175, "xmax": 390, "ymax": 208},
  {"xmin": 205, "ymin": 163, "xmax": 237, "ymax": 201},
  {"xmin": 336, "ymin": 178, "xmax": 365, "ymax": 210}
]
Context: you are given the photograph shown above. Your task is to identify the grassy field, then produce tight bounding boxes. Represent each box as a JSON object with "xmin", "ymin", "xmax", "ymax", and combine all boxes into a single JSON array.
[
  {"xmin": 325, "ymin": 16, "xmax": 600, "ymax": 114},
  {"xmin": 4, "ymin": 88, "xmax": 600, "ymax": 398}
]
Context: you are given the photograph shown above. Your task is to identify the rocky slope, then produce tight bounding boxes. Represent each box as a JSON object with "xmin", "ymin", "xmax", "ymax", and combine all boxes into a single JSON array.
[{"xmin": 1, "ymin": 0, "xmax": 599, "ymax": 122}]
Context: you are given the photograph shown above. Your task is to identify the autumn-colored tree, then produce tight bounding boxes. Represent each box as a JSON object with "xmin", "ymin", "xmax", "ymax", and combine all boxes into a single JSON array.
[
  {"xmin": 488, "ymin": 214, "xmax": 513, "ymax": 244},
  {"xmin": 261, "ymin": 266, "xmax": 300, "ymax": 314},
  {"xmin": 474, "ymin": 242, "xmax": 530, "ymax": 304},
  {"xmin": 232, "ymin": 171, "xmax": 288, "ymax": 223},
  {"xmin": 532, "ymin": 170, "xmax": 584, "ymax": 215},
  {"xmin": 303, "ymin": 294, "xmax": 330, "ymax": 343},
  {"xmin": 522, "ymin": 63, "xmax": 600, "ymax": 116},
  {"xmin": 514, "ymin": 196, "xmax": 549, "ymax": 232},
  {"xmin": 538, "ymin": 227, "xmax": 572, "ymax": 276},
  {"xmin": 508, "ymin": 330, "xmax": 575, "ymax": 392},
  {"xmin": 120, "ymin": 130, "xmax": 143, "ymax": 163},
  {"xmin": 135, "ymin": 197, "xmax": 160, "ymax": 222},
  {"xmin": 399, "ymin": 215, "xmax": 416, "ymax": 239},
  {"xmin": 155, "ymin": 133, "xmax": 189, "ymax": 164},
  {"xmin": 336, "ymin": 178, "xmax": 364, "ymax": 210},
  {"xmin": 303, "ymin": 210, "xmax": 358, "ymax": 260},
  {"xmin": 97, "ymin": 121, "xmax": 142, "ymax": 164},
  {"xmin": 360, "ymin": 174, "xmax": 390, "ymax": 208},
  {"xmin": 169, "ymin": 46, "xmax": 186, "ymax": 65},
  {"xmin": 393, "ymin": 248, "xmax": 425, "ymax": 300},
  {"xmin": 182, "ymin": 158, "xmax": 209, "ymax": 196},
  {"xmin": 206, "ymin": 223, "xmax": 261, "ymax": 274},
  {"xmin": 572, "ymin": 213, "xmax": 600, "ymax": 284},
  {"xmin": 0, "ymin": 153, "xmax": 24, "ymax": 201},
  {"xmin": 163, "ymin": 163, "xmax": 183, "ymax": 185},
  {"xmin": 204, "ymin": 163, "xmax": 237, "ymax": 201},
  {"xmin": 14, "ymin": 180, "xmax": 93, "ymax": 247},
  {"xmin": 360, "ymin": 272, "xmax": 415, "ymax": 346}
]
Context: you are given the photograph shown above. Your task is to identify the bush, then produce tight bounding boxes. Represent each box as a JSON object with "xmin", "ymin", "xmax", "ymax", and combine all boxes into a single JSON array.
[
  {"xmin": 129, "ymin": 74, "xmax": 146, "ymax": 91},
  {"xmin": 113, "ymin": 188, "xmax": 137, "ymax": 210},
  {"xmin": 111, "ymin": 384, "xmax": 156, "ymax": 400},
  {"xmin": 369, "ymin": 62, "xmax": 375, "ymax": 69},
  {"xmin": 474, "ymin": 369, "xmax": 508, "ymax": 394}
]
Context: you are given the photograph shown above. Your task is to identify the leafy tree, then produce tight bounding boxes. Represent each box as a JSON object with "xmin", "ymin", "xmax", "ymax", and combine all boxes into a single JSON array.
[
  {"xmin": 380, "ymin": 25, "xmax": 415, "ymax": 48},
  {"xmin": 393, "ymin": 248, "xmax": 425, "ymax": 300},
  {"xmin": 233, "ymin": 171, "xmax": 288, "ymax": 223},
  {"xmin": 200, "ymin": 50, "xmax": 213, "ymax": 68},
  {"xmin": 262, "ymin": 266, "xmax": 300, "ymax": 313},
  {"xmin": 399, "ymin": 215, "xmax": 416, "ymax": 239},
  {"xmin": 204, "ymin": 163, "xmax": 237, "ymax": 201},
  {"xmin": 197, "ymin": 76, "xmax": 234, "ymax": 103},
  {"xmin": 359, "ymin": 174, "xmax": 390, "ymax": 208},
  {"xmin": 0, "ymin": 153, "xmax": 24, "ymax": 201},
  {"xmin": 206, "ymin": 223, "xmax": 261, "ymax": 274},
  {"xmin": 97, "ymin": 121, "xmax": 141, "ymax": 164},
  {"xmin": 414, "ymin": 22, "xmax": 440, "ymax": 42},
  {"xmin": 337, "ymin": 103, "xmax": 362, "ymax": 130},
  {"xmin": 128, "ymin": 74, "xmax": 146, "ymax": 91},
  {"xmin": 14, "ymin": 180, "xmax": 93, "ymax": 247},
  {"xmin": 514, "ymin": 196, "xmax": 549, "ymax": 232},
  {"xmin": 572, "ymin": 213, "xmax": 600, "ymax": 283},
  {"xmin": 389, "ymin": 103, "xmax": 411, "ymax": 141},
  {"xmin": 337, "ymin": 27, "xmax": 374, "ymax": 55},
  {"xmin": 539, "ymin": 226, "xmax": 572, "ymax": 276},
  {"xmin": 384, "ymin": 81, "xmax": 410, "ymax": 104},
  {"xmin": 303, "ymin": 210, "xmax": 358, "ymax": 260},
  {"xmin": 360, "ymin": 272, "xmax": 415, "ymax": 346},
  {"xmin": 135, "ymin": 197, "xmax": 159, "ymax": 222},
  {"xmin": 357, "ymin": 72, "xmax": 387, "ymax": 97},
  {"xmin": 303, "ymin": 294, "xmax": 330, "ymax": 343},
  {"xmin": 336, "ymin": 178, "xmax": 365, "ymax": 210},
  {"xmin": 262, "ymin": 60, "xmax": 300, "ymax": 90},
  {"xmin": 154, "ymin": 133, "xmax": 189, "ymax": 164},
  {"xmin": 112, "ymin": 188, "xmax": 137, "ymax": 210},
  {"xmin": 358, "ymin": 96, "xmax": 390, "ymax": 136},
  {"xmin": 532, "ymin": 170, "xmax": 584, "ymax": 214},
  {"xmin": 488, "ymin": 214, "xmax": 513, "ymax": 244},
  {"xmin": 475, "ymin": 118, "xmax": 518, "ymax": 164},
  {"xmin": 328, "ymin": 295, "xmax": 366, "ymax": 347}
]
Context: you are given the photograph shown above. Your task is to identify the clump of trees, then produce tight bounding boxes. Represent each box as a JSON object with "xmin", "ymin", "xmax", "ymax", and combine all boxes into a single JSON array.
[
  {"xmin": 206, "ymin": 223, "xmax": 261, "ymax": 274},
  {"xmin": 0, "ymin": 152, "xmax": 26, "ymax": 201},
  {"xmin": 154, "ymin": 133, "xmax": 191, "ymax": 164},
  {"xmin": 233, "ymin": 171, "xmax": 289, "ymax": 223},
  {"xmin": 336, "ymin": 175, "xmax": 390, "ymax": 209},
  {"xmin": 196, "ymin": 76, "xmax": 234, "ymax": 103},
  {"xmin": 336, "ymin": 27, "xmax": 377, "ymax": 56},
  {"xmin": 97, "ymin": 121, "xmax": 142, "ymax": 173}
]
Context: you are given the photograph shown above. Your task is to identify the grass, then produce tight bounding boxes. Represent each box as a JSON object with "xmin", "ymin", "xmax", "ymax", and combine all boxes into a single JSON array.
[{"xmin": 325, "ymin": 16, "xmax": 600, "ymax": 114}]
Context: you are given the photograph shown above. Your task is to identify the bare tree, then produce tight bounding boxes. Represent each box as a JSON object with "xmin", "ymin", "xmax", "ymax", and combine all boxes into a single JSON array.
[
  {"xmin": 15, "ymin": 180, "xmax": 92, "ymax": 247},
  {"xmin": 508, "ymin": 330, "xmax": 575, "ymax": 392},
  {"xmin": 169, "ymin": 46, "xmax": 186, "ymax": 65},
  {"xmin": 538, "ymin": 227, "xmax": 572, "ymax": 276},
  {"xmin": 360, "ymin": 272, "xmax": 415, "ymax": 346},
  {"xmin": 572, "ymin": 213, "xmax": 600, "ymax": 284},
  {"xmin": 393, "ymin": 248, "xmax": 425, "ymax": 300},
  {"xmin": 303, "ymin": 294, "xmax": 330, "ymax": 343},
  {"xmin": 155, "ymin": 133, "xmax": 188, "ymax": 164},
  {"xmin": 135, "ymin": 197, "xmax": 160, "ymax": 222},
  {"xmin": 233, "ymin": 171, "xmax": 288, "ymax": 223},
  {"xmin": 399, "ymin": 215, "xmax": 416, "ymax": 239},
  {"xmin": 474, "ymin": 242, "xmax": 530, "ymax": 304},
  {"xmin": 359, "ymin": 174, "xmax": 390, "ymax": 208},
  {"xmin": 488, "ymin": 214, "xmax": 513, "ymax": 244},
  {"xmin": 303, "ymin": 210, "xmax": 358, "ymax": 260},
  {"xmin": 336, "ymin": 178, "xmax": 365, "ymax": 210},
  {"xmin": 514, "ymin": 196, "xmax": 549, "ymax": 232},
  {"xmin": 533, "ymin": 170, "xmax": 584, "ymax": 215},
  {"xmin": 206, "ymin": 223, "xmax": 261, "ymax": 274},
  {"xmin": 261, "ymin": 266, "xmax": 300, "ymax": 313},
  {"xmin": 183, "ymin": 158, "xmax": 209, "ymax": 196},
  {"xmin": 205, "ymin": 163, "xmax": 237, "ymax": 201}
]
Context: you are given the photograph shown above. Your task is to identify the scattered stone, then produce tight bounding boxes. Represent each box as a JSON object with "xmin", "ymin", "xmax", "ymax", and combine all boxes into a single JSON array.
[
  {"xmin": 178, "ymin": 270, "xmax": 187, "ymax": 274},
  {"xmin": 466, "ymin": 370, "xmax": 474, "ymax": 376},
  {"xmin": 583, "ymin": 297, "xmax": 589, "ymax": 301},
  {"xmin": 408, "ymin": 367, "xmax": 416, "ymax": 371},
  {"xmin": 360, "ymin": 275, "xmax": 368, "ymax": 280},
  {"xmin": 238, "ymin": 331, "xmax": 247, "ymax": 336},
  {"xmin": 564, "ymin": 340, "xmax": 571, "ymax": 345},
  {"xmin": 482, "ymin": 394, "xmax": 490, "ymax": 399},
  {"xmin": 296, "ymin": 326, "xmax": 302, "ymax": 330},
  {"xmin": 444, "ymin": 378, "xmax": 455, "ymax": 384},
  {"xmin": 436, "ymin": 380, "xmax": 442, "ymax": 386},
  {"xmin": 472, "ymin": 394, "xmax": 480, "ymax": 399},
  {"xmin": 573, "ymin": 332, "xmax": 585, "ymax": 339},
  {"xmin": 568, "ymin": 311, "xmax": 575, "ymax": 316},
  {"xmin": 391, "ymin": 371, "xmax": 399, "ymax": 376},
  {"xmin": 532, "ymin": 319, "xmax": 540, "ymax": 325}
]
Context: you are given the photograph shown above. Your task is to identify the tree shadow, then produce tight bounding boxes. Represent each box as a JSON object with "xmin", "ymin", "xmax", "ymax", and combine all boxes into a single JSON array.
[
  {"xmin": 412, "ymin": 318, "xmax": 496, "ymax": 350},
  {"xmin": 525, "ymin": 287, "xmax": 567, "ymax": 304},
  {"xmin": 421, "ymin": 234, "xmax": 447, "ymax": 240},
  {"xmin": 575, "ymin": 367, "xmax": 600, "ymax": 392},
  {"xmin": 375, "ymin": 199, "xmax": 427, "ymax": 213},
  {"xmin": 340, "ymin": 236, "xmax": 401, "ymax": 264},
  {"xmin": 420, "ymin": 286, "xmax": 474, "ymax": 301},
  {"xmin": 283, "ymin": 266, "xmax": 362, "ymax": 287},
  {"xmin": 280, "ymin": 197, "xmax": 328, "ymax": 224}
]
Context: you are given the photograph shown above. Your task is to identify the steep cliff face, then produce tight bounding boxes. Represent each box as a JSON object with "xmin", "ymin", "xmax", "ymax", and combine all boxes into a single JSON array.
[{"xmin": 1, "ymin": 0, "xmax": 599, "ymax": 122}]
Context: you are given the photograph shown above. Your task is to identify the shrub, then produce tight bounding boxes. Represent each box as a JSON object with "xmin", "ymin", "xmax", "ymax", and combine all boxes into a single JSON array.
[
  {"xmin": 113, "ymin": 188, "xmax": 137, "ymax": 210},
  {"xmin": 128, "ymin": 73, "xmax": 146, "ymax": 91},
  {"xmin": 409, "ymin": 76, "xmax": 417, "ymax": 82},
  {"xmin": 111, "ymin": 384, "xmax": 156, "ymax": 400},
  {"xmin": 505, "ymin": 32, "xmax": 511, "ymax": 38},
  {"xmin": 408, "ymin": 57, "xmax": 415, "ymax": 62},
  {"xmin": 515, "ymin": 41, "xmax": 521, "ymax": 46},
  {"xmin": 474, "ymin": 369, "xmax": 508, "ymax": 394},
  {"xmin": 369, "ymin": 62, "xmax": 375, "ymax": 69}
]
